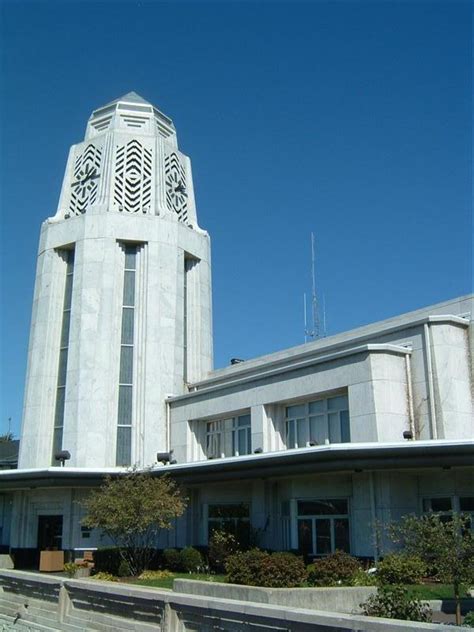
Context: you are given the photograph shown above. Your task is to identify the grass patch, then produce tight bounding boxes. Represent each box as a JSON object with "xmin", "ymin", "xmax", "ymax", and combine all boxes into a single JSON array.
[
  {"xmin": 126, "ymin": 573, "xmax": 227, "ymax": 590},
  {"xmin": 404, "ymin": 584, "xmax": 469, "ymax": 600}
]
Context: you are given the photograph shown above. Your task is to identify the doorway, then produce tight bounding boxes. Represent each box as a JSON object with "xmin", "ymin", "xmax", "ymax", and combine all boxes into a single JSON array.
[{"xmin": 37, "ymin": 515, "xmax": 63, "ymax": 550}]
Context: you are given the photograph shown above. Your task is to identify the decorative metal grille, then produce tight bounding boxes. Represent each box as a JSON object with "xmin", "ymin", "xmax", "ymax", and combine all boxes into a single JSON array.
[
  {"xmin": 165, "ymin": 152, "xmax": 188, "ymax": 223},
  {"xmin": 69, "ymin": 144, "xmax": 102, "ymax": 216},
  {"xmin": 114, "ymin": 140, "xmax": 153, "ymax": 213}
]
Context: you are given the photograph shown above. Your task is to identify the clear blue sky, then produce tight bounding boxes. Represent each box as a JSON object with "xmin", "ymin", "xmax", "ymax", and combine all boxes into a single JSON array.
[{"xmin": 1, "ymin": 1, "xmax": 472, "ymax": 438}]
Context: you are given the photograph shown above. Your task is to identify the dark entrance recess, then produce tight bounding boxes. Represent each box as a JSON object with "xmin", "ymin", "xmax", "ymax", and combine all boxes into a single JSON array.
[{"xmin": 37, "ymin": 515, "xmax": 63, "ymax": 550}]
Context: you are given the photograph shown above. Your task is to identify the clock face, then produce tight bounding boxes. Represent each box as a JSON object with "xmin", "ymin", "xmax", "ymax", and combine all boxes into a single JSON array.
[
  {"xmin": 72, "ymin": 164, "xmax": 100, "ymax": 201},
  {"xmin": 165, "ymin": 152, "xmax": 188, "ymax": 222},
  {"xmin": 68, "ymin": 144, "xmax": 102, "ymax": 217}
]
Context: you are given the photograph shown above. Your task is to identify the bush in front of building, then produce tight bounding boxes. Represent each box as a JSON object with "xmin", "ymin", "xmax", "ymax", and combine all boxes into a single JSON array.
[
  {"xmin": 179, "ymin": 546, "xmax": 203, "ymax": 572},
  {"xmin": 376, "ymin": 554, "xmax": 426, "ymax": 585},
  {"xmin": 208, "ymin": 530, "xmax": 239, "ymax": 573},
  {"xmin": 225, "ymin": 548, "xmax": 308, "ymax": 587},
  {"xmin": 360, "ymin": 585, "xmax": 431, "ymax": 622},
  {"xmin": 306, "ymin": 550, "xmax": 361, "ymax": 586},
  {"xmin": 163, "ymin": 548, "xmax": 182, "ymax": 571}
]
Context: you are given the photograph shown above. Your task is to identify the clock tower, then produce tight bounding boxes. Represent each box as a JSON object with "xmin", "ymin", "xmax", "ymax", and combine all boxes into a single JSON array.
[{"xmin": 18, "ymin": 92, "xmax": 213, "ymax": 470}]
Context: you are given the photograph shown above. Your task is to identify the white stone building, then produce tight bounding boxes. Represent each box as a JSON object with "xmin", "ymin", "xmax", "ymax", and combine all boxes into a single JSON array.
[{"xmin": 0, "ymin": 93, "xmax": 472, "ymax": 563}]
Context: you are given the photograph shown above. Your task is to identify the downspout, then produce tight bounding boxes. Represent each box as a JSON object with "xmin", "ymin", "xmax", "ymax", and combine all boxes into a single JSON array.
[
  {"xmin": 423, "ymin": 323, "xmax": 438, "ymax": 439},
  {"xmin": 405, "ymin": 352, "xmax": 416, "ymax": 438}
]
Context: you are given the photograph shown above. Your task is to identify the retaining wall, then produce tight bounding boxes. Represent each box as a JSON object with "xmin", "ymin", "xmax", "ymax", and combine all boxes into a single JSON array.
[
  {"xmin": 0, "ymin": 570, "xmax": 464, "ymax": 632},
  {"xmin": 173, "ymin": 578, "xmax": 376, "ymax": 613}
]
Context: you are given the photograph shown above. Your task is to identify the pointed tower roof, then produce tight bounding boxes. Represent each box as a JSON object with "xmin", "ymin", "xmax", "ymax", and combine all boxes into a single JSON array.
[
  {"xmin": 86, "ymin": 91, "xmax": 176, "ymax": 142},
  {"xmin": 103, "ymin": 91, "xmax": 152, "ymax": 108}
]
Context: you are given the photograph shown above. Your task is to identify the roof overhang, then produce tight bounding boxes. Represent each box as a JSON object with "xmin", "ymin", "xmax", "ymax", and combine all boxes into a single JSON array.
[{"xmin": 0, "ymin": 441, "xmax": 472, "ymax": 490}]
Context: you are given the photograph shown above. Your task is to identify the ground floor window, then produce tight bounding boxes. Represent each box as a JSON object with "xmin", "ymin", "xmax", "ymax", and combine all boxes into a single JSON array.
[
  {"xmin": 297, "ymin": 499, "xmax": 349, "ymax": 556},
  {"xmin": 423, "ymin": 496, "xmax": 474, "ymax": 528},
  {"xmin": 207, "ymin": 503, "xmax": 251, "ymax": 545}
]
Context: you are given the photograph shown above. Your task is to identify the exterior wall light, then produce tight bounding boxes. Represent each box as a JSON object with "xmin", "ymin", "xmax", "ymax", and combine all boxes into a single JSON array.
[
  {"xmin": 55, "ymin": 450, "xmax": 71, "ymax": 467},
  {"xmin": 157, "ymin": 450, "xmax": 174, "ymax": 464}
]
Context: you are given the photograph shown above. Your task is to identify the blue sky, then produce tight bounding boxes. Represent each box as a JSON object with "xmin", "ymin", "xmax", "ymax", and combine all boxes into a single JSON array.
[{"xmin": 0, "ymin": 1, "xmax": 472, "ymax": 438}]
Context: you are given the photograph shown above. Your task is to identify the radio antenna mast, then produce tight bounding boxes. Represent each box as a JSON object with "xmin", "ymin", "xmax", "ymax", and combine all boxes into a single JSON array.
[{"xmin": 304, "ymin": 232, "xmax": 320, "ymax": 342}]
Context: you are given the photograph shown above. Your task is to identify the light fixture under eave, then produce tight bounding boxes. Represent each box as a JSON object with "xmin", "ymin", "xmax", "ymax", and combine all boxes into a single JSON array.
[
  {"xmin": 55, "ymin": 450, "xmax": 71, "ymax": 467},
  {"xmin": 157, "ymin": 450, "xmax": 174, "ymax": 465}
]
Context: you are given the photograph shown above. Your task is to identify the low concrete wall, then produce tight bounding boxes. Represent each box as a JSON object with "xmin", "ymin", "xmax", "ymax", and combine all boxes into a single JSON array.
[
  {"xmin": 173, "ymin": 578, "xmax": 376, "ymax": 614},
  {"xmin": 0, "ymin": 570, "xmax": 463, "ymax": 632}
]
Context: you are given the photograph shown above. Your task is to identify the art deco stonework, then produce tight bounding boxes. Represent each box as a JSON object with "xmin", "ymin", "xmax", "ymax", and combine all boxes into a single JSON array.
[
  {"xmin": 19, "ymin": 92, "xmax": 212, "ymax": 470},
  {"xmin": 0, "ymin": 93, "xmax": 472, "ymax": 559}
]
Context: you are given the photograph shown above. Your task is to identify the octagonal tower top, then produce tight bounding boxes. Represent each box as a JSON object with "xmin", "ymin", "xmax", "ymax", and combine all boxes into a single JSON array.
[{"xmin": 85, "ymin": 91, "xmax": 177, "ymax": 148}]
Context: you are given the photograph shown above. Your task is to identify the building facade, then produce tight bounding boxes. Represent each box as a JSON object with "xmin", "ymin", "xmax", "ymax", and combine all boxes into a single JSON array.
[{"xmin": 0, "ymin": 93, "xmax": 473, "ymax": 561}]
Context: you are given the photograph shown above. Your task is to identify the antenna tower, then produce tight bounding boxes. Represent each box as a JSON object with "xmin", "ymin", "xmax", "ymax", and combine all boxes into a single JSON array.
[{"xmin": 304, "ymin": 232, "xmax": 321, "ymax": 342}]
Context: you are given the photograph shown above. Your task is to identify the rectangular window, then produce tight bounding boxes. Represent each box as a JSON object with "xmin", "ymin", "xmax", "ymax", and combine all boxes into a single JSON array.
[
  {"xmin": 208, "ymin": 503, "xmax": 251, "ymax": 545},
  {"xmin": 206, "ymin": 420, "xmax": 223, "ymax": 459},
  {"xmin": 52, "ymin": 249, "xmax": 75, "ymax": 465},
  {"xmin": 285, "ymin": 394, "xmax": 350, "ymax": 449},
  {"xmin": 116, "ymin": 244, "xmax": 138, "ymax": 466},
  {"xmin": 297, "ymin": 498, "xmax": 349, "ymax": 556},
  {"xmin": 232, "ymin": 414, "xmax": 252, "ymax": 456},
  {"xmin": 205, "ymin": 413, "xmax": 252, "ymax": 459}
]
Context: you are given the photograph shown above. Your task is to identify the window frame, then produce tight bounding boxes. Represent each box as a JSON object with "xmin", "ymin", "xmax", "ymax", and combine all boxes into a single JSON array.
[
  {"xmin": 295, "ymin": 497, "xmax": 351, "ymax": 557},
  {"xmin": 285, "ymin": 393, "xmax": 350, "ymax": 450}
]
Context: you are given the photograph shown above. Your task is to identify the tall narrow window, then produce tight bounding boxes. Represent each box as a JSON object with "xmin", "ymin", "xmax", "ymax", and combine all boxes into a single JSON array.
[
  {"xmin": 116, "ymin": 245, "xmax": 137, "ymax": 466},
  {"xmin": 52, "ymin": 249, "xmax": 75, "ymax": 465},
  {"xmin": 183, "ymin": 257, "xmax": 189, "ymax": 382},
  {"xmin": 183, "ymin": 255, "xmax": 199, "ymax": 384}
]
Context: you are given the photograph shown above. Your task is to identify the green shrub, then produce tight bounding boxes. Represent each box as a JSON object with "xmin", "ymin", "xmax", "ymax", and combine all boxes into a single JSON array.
[
  {"xmin": 179, "ymin": 547, "xmax": 203, "ymax": 572},
  {"xmin": 208, "ymin": 530, "xmax": 239, "ymax": 573},
  {"xmin": 360, "ymin": 585, "xmax": 431, "ymax": 622},
  {"xmin": 225, "ymin": 549, "xmax": 307, "ymax": 588},
  {"xmin": 463, "ymin": 611, "xmax": 474, "ymax": 627},
  {"xmin": 117, "ymin": 559, "xmax": 131, "ymax": 577},
  {"xmin": 376, "ymin": 554, "xmax": 426, "ymax": 585},
  {"xmin": 225, "ymin": 548, "xmax": 268, "ymax": 586},
  {"xmin": 350, "ymin": 568, "xmax": 378, "ymax": 586},
  {"xmin": 307, "ymin": 551, "xmax": 361, "ymax": 586},
  {"xmin": 262, "ymin": 552, "xmax": 308, "ymax": 588},
  {"xmin": 163, "ymin": 548, "xmax": 181, "ymax": 571}
]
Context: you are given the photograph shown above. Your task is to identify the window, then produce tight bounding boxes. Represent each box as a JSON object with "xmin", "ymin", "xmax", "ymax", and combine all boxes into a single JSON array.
[
  {"xmin": 297, "ymin": 499, "xmax": 350, "ymax": 556},
  {"xmin": 81, "ymin": 526, "xmax": 92, "ymax": 539},
  {"xmin": 285, "ymin": 394, "xmax": 350, "ymax": 449},
  {"xmin": 52, "ymin": 249, "xmax": 75, "ymax": 465},
  {"xmin": 208, "ymin": 503, "xmax": 250, "ymax": 545},
  {"xmin": 206, "ymin": 420, "xmax": 223, "ymax": 459},
  {"xmin": 205, "ymin": 414, "xmax": 251, "ymax": 459},
  {"xmin": 232, "ymin": 414, "xmax": 251, "ymax": 456},
  {"xmin": 423, "ymin": 496, "xmax": 474, "ymax": 528},
  {"xmin": 116, "ymin": 245, "xmax": 138, "ymax": 466}
]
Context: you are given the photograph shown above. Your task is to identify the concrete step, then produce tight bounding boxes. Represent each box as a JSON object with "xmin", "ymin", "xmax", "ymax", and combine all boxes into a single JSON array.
[
  {"xmin": 66, "ymin": 610, "xmax": 160, "ymax": 632},
  {"xmin": 0, "ymin": 612, "xmax": 62, "ymax": 631}
]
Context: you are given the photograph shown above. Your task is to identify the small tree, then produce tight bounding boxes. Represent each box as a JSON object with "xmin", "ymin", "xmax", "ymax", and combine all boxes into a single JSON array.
[
  {"xmin": 389, "ymin": 513, "xmax": 474, "ymax": 626},
  {"xmin": 82, "ymin": 470, "xmax": 187, "ymax": 576}
]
